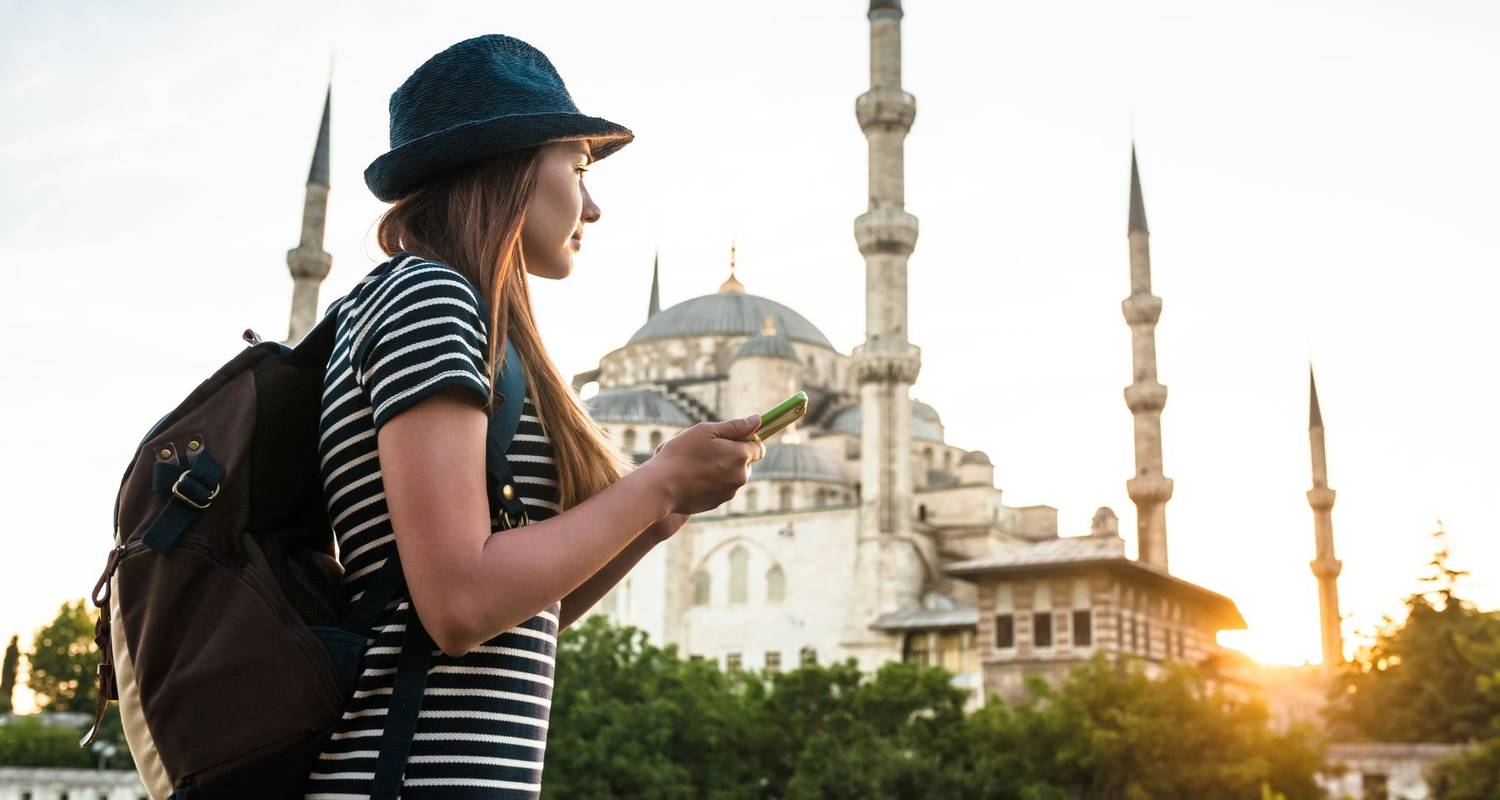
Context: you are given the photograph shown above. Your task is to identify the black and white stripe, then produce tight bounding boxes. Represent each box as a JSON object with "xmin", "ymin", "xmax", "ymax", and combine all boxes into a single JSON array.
[{"xmin": 307, "ymin": 254, "xmax": 563, "ymax": 799}]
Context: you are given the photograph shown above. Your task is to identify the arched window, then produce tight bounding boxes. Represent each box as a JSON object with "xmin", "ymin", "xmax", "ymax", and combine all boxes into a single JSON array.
[
  {"xmin": 766, "ymin": 565, "xmax": 785, "ymax": 603},
  {"xmin": 623, "ymin": 428, "xmax": 637, "ymax": 454},
  {"xmin": 814, "ymin": 489, "xmax": 827, "ymax": 508},
  {"xmin": 943, "ymin": 451, "xmax": 952, "ymax": 470},
  {"xmin": 918, "ymin": 504, "xmax": 928, "ymax": 521},
  {"xmin": 649, "ymin": 430, "xmax": 663, "ymax": 452},
  {"xmin": 745, "ymin": 488, "xmax": 758, "ymax": 513},
  {"xmin": 729, "ymin": 546, "xmax": 749, "ymax": 603},
  {"xmin": 778, "ymin": 486, "xmax": 792, "ymax": 511},
  {"xmin": 923, "ymin": 447, "xmax": 934, "ymax": 470},
  {"xmin": 692, "ymin": 571, "xmax": 710, "ymax": 606},
  {"xmin": 800, "ymin": 646, "xmax": 817, "ymax": 667}
]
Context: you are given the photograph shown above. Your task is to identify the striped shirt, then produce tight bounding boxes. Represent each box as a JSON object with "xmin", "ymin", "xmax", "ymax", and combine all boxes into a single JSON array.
[{"xmin": 307, "ymin": 253, "xmax": 563, "ymax": 799}]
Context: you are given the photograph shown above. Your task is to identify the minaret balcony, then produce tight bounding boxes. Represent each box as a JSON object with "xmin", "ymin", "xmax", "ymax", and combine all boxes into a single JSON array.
[
  {"xmin": 1309, "ymin": 557, "xmax": 1343, "ymax": 579},
  {"xmin": 1126, "ymin": 475, "xmax": 1174, "ymax": 504},
  {"xmin": 1121, "ymin": 294, "xmax": 1162, "ymax": 326},
  {"xmin": 855, "ymin": 207, "xmax": 919, "ymax": 256},
  {"xmin": 1306, "ymin": 487, "xmax": 1337, "ymax": 510},
  {"xmin": 287, "ymin": 246, "xmax": 332, "ymax": 281},
  {"xmin": 851, "ymin": 345, "xmax": 921, "ymax": 384},
  {"xmin": 856, "ymin": 88, "xmax": 916, "ymax": 132},
  {"xmin": 1123, "ymin": 381, "xmax": 1168, "ymax": 413}
]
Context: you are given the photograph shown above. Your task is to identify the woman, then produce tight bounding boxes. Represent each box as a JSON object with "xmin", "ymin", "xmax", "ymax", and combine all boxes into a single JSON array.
[{"xmin": 305, "ymin": 34, "xmax": 764, "ymax": 799}]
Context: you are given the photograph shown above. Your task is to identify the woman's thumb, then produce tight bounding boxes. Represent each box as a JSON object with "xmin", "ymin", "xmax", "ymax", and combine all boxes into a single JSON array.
[{"xmin": 718, "ymin": 413, "xmax": 761, "ymax": 439}]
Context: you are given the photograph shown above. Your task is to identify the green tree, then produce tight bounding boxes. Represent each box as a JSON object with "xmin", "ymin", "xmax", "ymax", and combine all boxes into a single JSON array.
[
  {"xmin": 0, "ymin": 714, "xmax": 95, "ymax": 768},
  {"xmin": 954, "ymin": 657, "xmax": 1325, "ymax": 800},
  {"xmin": 26, "ymin": 598, "xmax": 100, "ymax": 713},
  {"xmin": 0, "ymin": 633, "xmax": 19, "ymax": 714},
  {"xmin": 544, "ymin": 615, "xmax": 764, "ymax": 799},
  {"xmin": 543, "ymin": 616, "xmax": 1326, "ymax": 799},
  {"xmin": 1326, "ymin": 526, "xmax": 1500, "ymax": 743}
]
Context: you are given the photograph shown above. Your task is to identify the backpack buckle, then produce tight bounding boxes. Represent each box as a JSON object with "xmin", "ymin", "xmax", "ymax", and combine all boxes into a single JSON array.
[
  {"xmin": 500, "ymin": 508, "xmax": 530, "ymax": 529},
  {"xmin": 172, "ymin": 470, "xmax": 221, "ymax": 509}
]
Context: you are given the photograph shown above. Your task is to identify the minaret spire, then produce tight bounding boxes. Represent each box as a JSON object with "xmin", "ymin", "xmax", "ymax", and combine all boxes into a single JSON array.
[
  {"xmin": 1122, "ymin": 145, "xmax": 1173, "ymax": 570},
  {"xmin": 1307, "ymin": 366, "xmax": 1343, "ymax": 668},
  {"xmin": 845, "ymin": 0, "xmax": 924, "ymax": 667},
  {"xmin": 285, "ymin": 80, "xmax": 334, "ymax": 344},
  {"xmin": 648, "ymin": 251, "xmax": 662, "ymax": 319}
]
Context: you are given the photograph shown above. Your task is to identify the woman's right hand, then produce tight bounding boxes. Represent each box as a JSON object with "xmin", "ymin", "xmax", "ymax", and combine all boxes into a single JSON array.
[{"xmin": 644, "ymin": 415, "xmax": 764, "ymax": 514}]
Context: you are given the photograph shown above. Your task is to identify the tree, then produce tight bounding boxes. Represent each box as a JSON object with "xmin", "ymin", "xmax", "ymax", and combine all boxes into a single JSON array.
[
  {"xmin": 26, "ymin": 598, "xmax": 100, "ymax": 714},
  {"xmin": 0, "ymin": 634, "xmax": 19, "ymax": 714},
  {"xmin": 0, "ymin": 714, "xmax": 94, "ymax": 768},
  {"xmin": 543, "ymin": 615, "xmax": 1327, "ymax": 799},
  {"xmin": 953, "ymin": 657, "xmax": 1326, "ymax": 800},
  {"xmin": 1326, "ymin": 525, "xmax": 1500, "ymax": 743}
]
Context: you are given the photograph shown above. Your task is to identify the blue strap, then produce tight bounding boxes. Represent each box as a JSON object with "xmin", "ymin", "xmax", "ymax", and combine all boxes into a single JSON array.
[
  {"xmin": 485, "ymin": 335, "xmax": 529, "ymax": 523},
  {"xmin": 488, "ymin": 334, "xmax": 527, "ymax": 461},
  {"xmin": 141, "ymin": 452, "xmax": 225, "ymax": 554}
]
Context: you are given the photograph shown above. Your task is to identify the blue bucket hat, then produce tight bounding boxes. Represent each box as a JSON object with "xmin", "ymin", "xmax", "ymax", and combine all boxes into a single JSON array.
[{"xmin": 364, "ymin": 34, "xmax": 634, "ymax": 202}]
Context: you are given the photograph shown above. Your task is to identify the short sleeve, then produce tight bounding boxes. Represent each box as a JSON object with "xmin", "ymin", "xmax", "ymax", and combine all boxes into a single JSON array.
[{"xmin": 350, "ymin": 264, "xmax": 492, "ymax": 430}]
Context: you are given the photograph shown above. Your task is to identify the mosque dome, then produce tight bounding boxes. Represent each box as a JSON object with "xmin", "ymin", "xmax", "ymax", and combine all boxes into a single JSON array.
[
  {"xmin": 583, "ymin": 388, "xmax": 695, "ymax": 426},
  {"xmin": 826, "ymin": 401, "xmax": 943, "ymax": 443},
  {"xmin": 732, "ymin": 313, "xmax": 800, "ymax": 362},
  {"xmin": 960, "ymin": 449, "xmax": 992, "ymax": 465},
  {"xmin": 750, "ymin": 442, "xmax": 848, "ymax": 485},
  {"xmin": 629, "ymin": 293, "xmax": 833, "ymax": 349}
]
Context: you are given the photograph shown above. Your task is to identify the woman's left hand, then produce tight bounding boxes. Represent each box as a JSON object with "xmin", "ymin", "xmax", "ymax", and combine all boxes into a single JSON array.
[{"xmin": 644, "ymin": 512, "xmax": 691, "ymax": 546}]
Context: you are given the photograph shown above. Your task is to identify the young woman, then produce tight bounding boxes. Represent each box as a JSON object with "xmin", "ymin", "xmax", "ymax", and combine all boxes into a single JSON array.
[{"xmin": 305, "ymin": 35, "xmax": 764, "ymax": 799}]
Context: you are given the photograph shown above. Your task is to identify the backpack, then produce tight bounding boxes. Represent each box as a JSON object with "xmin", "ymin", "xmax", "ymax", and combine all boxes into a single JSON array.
[{"xmin": 83, "ymin": 301, "xmax": 533, "ymax": 800}]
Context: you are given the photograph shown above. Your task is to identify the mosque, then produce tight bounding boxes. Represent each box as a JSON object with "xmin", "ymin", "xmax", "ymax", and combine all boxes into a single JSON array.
[{"xmin": 278, "ymin": 3, "xmax": 1348, "ymax": 713}]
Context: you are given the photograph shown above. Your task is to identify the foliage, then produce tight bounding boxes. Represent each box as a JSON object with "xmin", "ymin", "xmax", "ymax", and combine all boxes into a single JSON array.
[
  {"xmin": 0, "ymin": 634, "xmax": 18, "ymax": 714},
  {"xmin": 1326, "ymin": 527, "xmax": 1500, "ymax": 744},
  {"xmin": 544, "ymin": 615, "xmax": 1325, "ymax": 799},
  {"xmin": 950, "ymin": 658, "xmax": 1325, "ymax": 800},
  {"xmin": 26, "ymin": 599, "xmax": 100, "ymax": 714},
  {"xmin": 0, "ymin": 714, "xmax": 95, "ymax": 768}
]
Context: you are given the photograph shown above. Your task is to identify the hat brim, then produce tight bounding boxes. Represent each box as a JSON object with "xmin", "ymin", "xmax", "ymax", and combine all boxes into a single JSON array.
[{"xmin": 364, "ymin": 112, "xmax": 634, "ymax": 202}]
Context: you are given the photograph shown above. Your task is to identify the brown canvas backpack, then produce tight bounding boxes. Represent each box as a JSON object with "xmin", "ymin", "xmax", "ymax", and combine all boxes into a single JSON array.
[{"xmin": 83, "ymin": 304, "xmax": 531, "ymax": 799}]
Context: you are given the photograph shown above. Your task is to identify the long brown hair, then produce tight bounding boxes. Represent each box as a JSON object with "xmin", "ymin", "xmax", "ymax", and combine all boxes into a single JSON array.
[{"xmin": 374, "ymin": 147, "xmax": 631, "ymax": 510}]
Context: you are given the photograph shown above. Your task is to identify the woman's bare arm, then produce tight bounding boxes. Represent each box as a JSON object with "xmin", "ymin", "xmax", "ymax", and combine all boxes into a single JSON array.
[
  {"xmin": 377, "ymin": 388, "xmax": 674, "ymax": 656},
  {"xmin": 556, "ymin": 532, "xmax": 657, "ymax": 631}
]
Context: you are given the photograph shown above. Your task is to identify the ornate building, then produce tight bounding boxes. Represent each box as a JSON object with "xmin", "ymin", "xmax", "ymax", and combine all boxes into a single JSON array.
[{"xmin": 567, "ymin": 0, "xmax": 1248, "ymax": 706}]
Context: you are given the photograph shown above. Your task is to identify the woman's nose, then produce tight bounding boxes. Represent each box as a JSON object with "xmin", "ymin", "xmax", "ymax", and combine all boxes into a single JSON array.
[{"xmin": 581, "ymin": 185, "xmax": 601, "ymax": 224}]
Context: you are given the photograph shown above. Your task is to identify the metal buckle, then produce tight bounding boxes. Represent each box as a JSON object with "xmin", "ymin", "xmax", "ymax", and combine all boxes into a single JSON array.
[
  {"xmin": 500, "ymin": 508, "xmax": 531, "ymax": 529},
  {"xmin": 171, "ymin": 471, "xmax": 220, "ymax": 510}
]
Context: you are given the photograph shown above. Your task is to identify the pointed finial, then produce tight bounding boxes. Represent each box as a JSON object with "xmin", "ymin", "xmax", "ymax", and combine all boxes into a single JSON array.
[
  {"xmin": 719, "ymin": 241, "xmax": 745, "ymax": 293},
  {"xmin": 1309, "ymin": 365, "xmax": 1324, "ymax": 429},
  {"xmin": 1129, "ymin": 145, "xmax": 1148, "ymax": 234},
  {"xmin": 648, "ymin": 251, "xmax": 662, "ymax": 319},
  {"xmin": 308, "ymin": 82, "xmax": 331, "ymax": 187}
]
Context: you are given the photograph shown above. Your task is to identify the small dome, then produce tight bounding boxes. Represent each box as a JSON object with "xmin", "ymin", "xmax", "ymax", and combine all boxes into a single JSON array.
[
  {"xmin": 960, "ymin": 450, "xmax": 991, "ymax": 465},
  {"xmin": 825, "ymin": 402, "xmax": 943, "ymax": 443},
  {"xmin": 733, "ymin": 313, "xmax": 800, "ymax": 363},
  {"xmin": 735, "ymin": 334, "xmax": 799, "ymax": 362},
  {"xmin": 627, "ymin": 292, "xmax": 834, "ymax": 349},
  {"xmin": 584, "ymin": 388, "xmax": 694, "ymax": 426},
  {"xmin": 750, "ymin": 442, "xmax": 847, "ymax": 485}
]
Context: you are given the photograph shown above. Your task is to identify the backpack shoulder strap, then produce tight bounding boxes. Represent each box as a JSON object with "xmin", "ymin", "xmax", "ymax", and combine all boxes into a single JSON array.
[{"xmin": 485, "ymin": 334, "xmax": 529, "ymax": 525}]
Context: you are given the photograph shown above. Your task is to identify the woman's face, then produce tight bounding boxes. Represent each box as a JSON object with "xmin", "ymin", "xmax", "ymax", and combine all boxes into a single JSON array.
[{"xmin": 520, "ymin": 140, "xmax": 600, "ymax": 280}]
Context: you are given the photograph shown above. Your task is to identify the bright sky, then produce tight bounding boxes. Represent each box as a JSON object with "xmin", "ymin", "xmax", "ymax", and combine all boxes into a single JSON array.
[{"xmin": 3, "ymin": 1, "xmax": 1497, "ymax": 712}]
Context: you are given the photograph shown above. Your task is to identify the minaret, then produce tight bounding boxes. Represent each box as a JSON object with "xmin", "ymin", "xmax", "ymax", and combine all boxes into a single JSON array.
[
  {"xmin": 1122, "ymin": 147, "xmax": 1174, "ymax": 570},
  {"xmin": 845, "ymin": 0, "xmax": 924, "ymax": 663},
  {"xmin": 1307, "ymin": 368, "xmax": 1344, "ymax": 668},
  {"xmin": 285, "ymin": 82, "xmax": 333, "ymax": 344},
  {"xmin": 647, "ymin": 252, "xmax": 662, "ymax": 319}
]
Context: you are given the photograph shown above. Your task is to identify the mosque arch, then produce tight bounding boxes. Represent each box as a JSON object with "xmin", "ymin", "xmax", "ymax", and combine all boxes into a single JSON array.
[
  {"xmin": 623, "ymin": 427, "xmax": 637, "ymax": 454},
  {"xmin": 649, "ymin": 430, "xmax": 663, "ymax": 452},
  {"xmin": 692, "ymin": 570, "xmax": 711, "ymax": 606},
  {"xmin": 766, "ymin": 565, "xmax": 785, "ymax": 603},
  {"xmin": 729, "ymin": 545, "xmax": 749, "ymax": 603}
]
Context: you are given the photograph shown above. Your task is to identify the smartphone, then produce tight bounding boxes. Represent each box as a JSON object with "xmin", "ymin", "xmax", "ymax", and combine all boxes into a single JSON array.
[{"xmin": 743, "ymin": 391, "xmax": 809, "ymax": 443}]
